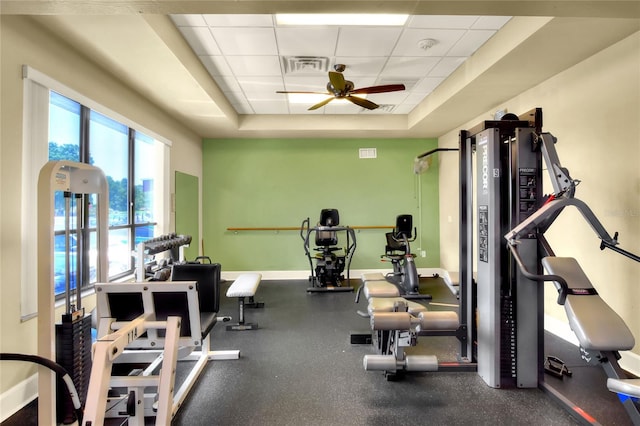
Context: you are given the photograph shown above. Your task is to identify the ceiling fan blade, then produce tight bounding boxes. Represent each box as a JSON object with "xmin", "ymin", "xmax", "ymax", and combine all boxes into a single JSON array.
[
  {"xmin": 328, "ymin": 71, "xmax": 347, "ymax": 92},
  {"xmin": 308, "ymin": 96, "xmax": 336, "ymax": 110},
  {"xmin": 350, "ymin": 84, "xmax": 406, "ymax": 95},
  {"xmin": 346, "ymin": 95, "xmax": 379, "ymax": 110}
]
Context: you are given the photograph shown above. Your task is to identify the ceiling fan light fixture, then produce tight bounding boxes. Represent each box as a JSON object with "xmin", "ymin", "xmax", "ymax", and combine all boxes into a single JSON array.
[{"xmin": 276, "ymin": 14, "xmax": 408, "ymax": 26}]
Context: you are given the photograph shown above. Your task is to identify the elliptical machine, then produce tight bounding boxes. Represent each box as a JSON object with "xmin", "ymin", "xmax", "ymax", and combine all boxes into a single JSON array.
[
  {"xmin": 301, "ymin": 209, "xmax": 356, "ymax": 292},
  {"xmin": 382, "ymin": 215, "xmax": 432, "ymax": 299}
]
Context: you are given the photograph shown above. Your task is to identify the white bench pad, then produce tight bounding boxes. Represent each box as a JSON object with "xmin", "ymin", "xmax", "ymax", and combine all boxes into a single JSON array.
[
  {"xmin": 226, "ymin": 273, "xmax": 262, "ymax": 298},
  {"xmin": 363, "ymin": 281, "xmax": 400, "ymax": 299},
  {"xmin": 361, "ymin": 272, "xmax": 386, "ymax": 282}
]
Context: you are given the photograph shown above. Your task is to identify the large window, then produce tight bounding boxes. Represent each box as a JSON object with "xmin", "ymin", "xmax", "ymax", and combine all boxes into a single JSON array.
[{"xmin": 48, "ymin": 91, "xmax": 163, "ymax": 296}]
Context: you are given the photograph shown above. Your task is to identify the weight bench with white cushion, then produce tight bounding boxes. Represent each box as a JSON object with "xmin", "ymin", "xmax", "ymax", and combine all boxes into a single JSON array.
[
  {"xmin": 226, "ymin": 273, "xmax": 263, "ymax": 331},
  {"xmin": 364, "ymin": 281, "xmax": 401, "ymax": 299}
]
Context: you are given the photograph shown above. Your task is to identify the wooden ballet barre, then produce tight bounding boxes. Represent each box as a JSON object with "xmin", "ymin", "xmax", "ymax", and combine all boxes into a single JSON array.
[{"xmin": 227, "ymin": 225, "xmax": 394, "ymax": 231}]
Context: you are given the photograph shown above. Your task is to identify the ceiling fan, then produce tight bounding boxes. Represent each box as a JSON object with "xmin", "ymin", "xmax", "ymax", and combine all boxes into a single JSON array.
[{"xmin": 276, "ymin": 64, "xmax": 406, "ymax": 111}]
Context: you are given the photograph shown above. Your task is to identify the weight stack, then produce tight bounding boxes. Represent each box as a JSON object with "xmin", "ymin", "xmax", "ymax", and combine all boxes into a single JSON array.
[
  {"xmin": 500, "ymin": 296, "xmax": 516, "ymax": 387},
  {"xmin": 55, "ymin": 312, "xmax": 92, "ymax": 423}
]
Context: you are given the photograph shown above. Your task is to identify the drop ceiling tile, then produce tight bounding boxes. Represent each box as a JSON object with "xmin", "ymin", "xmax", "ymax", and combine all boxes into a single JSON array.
[
  {"xmin": 203, "ymin": 14, "xmax": 274, "ymax": 27},
  {"xmin": 246, "ymin": 90, "xmax": 288, "ymax": 101},
  {"xmin": 381, "ymin": 57, "xmax": 441, "ymax": 78},
  {"xmin": 226, "ymin": 56, "xmax": 282, "ymax": 77},
  {"xmin": 171, "ymin": 15, "xmax": 207, "ymax": 27},
  {"xmin": 237, "ymin": 76, "xmax": 284, "ymax": 93},
  {"xmin": 447, "ymin": 30, "xmax": 496, "ymax": 56},
  {"xmin": 391, "ymin": 28, "xmax": 467, "ymax": 57},
  {"xmin": 408, "ymin": 15, "xmax": 480, "ymax": 29},
  {"xmin": 282, "ymin": 75, "xmax": 329, "ymax": 92},
  {"xmin": 393, "ymin": 103, "xmax": 417, "ymax": 114},
  {"xmin": 336, "ymin": 27, "xmax": 403, "ymax": 57},
  {"xmin": 334, "ymin": 57, "xmax": 388, "ymax": 76},
  {"xmin": 412, "ymin": 76, "xmax": 445, "ymax": 94},
  {"xmin": 171, "ymin": 13, "xmax": 513, "ymax": 116},
  {"xmin": 250, "ymin": 100, "xmax": 289, "ymax": 114},
  {"xmin": 349, "ymin": 77, "xmax": 378, "ymax": 89},
  {"xmin": 215, "ymin": 75, "xmax": 242, "ymax": 92},
  {"xmin": 212, "ymin": 27, "xmax": 278, "ymax": 55},
  {"xmin": 472, "ymin": 16, "xmax": 512, "ymax": 30},
  {"xmin": 177, "ymin": 26, "xmax": 221, "ymax": 55},
  {"xmin": 429, "ymin": 57, "xmax": 466, "ymax": 77},
  {"xmin": 276, "ymin": 27, "xmax": 339, "ymax": 57},
  {"xmin": 404, "ymin": 92, "xmax": 431, "ymax": 104},
  {"xmin": 200, "ymin": 55, "xmax": 232, "ymax": 76},
  {"xmin": 367, "ymin": 91, "xmax": 408, "ymax": 104}
]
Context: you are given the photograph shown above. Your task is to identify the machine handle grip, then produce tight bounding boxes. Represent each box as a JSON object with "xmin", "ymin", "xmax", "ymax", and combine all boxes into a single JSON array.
[
  {"xmin": 507, "ymin": 243, "xmax": 570, "ymax": 305},
  {"xmin": 599, "ymin": 232, "xmax": 640, "ymax": 263}
]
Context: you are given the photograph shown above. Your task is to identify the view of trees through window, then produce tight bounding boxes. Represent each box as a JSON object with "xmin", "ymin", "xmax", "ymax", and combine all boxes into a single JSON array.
[{"xmin": 48, "ymin": 91, "xmax": 159, "ymax": 296}]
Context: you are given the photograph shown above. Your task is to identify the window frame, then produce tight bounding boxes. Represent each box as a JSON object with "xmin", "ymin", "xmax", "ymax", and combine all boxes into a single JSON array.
[{"xmin": 21, "ymin": 65, "xmax": 171, "ymax": 319}]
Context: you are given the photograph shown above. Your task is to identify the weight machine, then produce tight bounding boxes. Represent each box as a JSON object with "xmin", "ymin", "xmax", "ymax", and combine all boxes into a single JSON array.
[
  {"xmin": 458, "ymin": 109, "xmax": 639, "ymax": 423},
  {"xmin": 37, "ymin": 160, "xmax": 109, "ymax": 424}
]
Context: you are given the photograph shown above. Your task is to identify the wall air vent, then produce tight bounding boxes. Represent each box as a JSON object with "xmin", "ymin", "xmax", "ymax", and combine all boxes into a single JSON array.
[
  {"xmin": 282, "ymin": 56, "xmax": 330, "ymax": 74},
  {"xmin": 359, "ymin": 148, "xmax": 377, "ymax": 159}
]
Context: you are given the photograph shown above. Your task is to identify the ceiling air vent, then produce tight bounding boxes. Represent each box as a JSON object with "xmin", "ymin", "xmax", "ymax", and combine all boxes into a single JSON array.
[
  {"xmin": 373, "ymin": 104, "xmax": 397, "ymax": 113},
  {"xmin": 282, "ymin": 56, "xmax": 330, "ymax": 74}
]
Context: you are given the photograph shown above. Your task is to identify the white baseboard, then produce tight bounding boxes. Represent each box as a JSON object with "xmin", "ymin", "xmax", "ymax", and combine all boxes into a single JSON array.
[
  {"xmin": 0, "ymin": 373, "xmax": 37, "ymax": 422},
  {"xmin": 544, "ymin": 314, "xmax": 639, "ymax": 377},
  {"xmin": 220, "ymin": 268, "xmax": 392, "ymax": 281},
  {"xmin": 220, "ymin": 267, "xmax": 451, "ymax": 281}
]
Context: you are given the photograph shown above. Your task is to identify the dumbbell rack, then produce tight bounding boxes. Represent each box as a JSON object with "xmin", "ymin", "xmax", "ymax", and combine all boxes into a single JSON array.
[{"xmin": 133, "ymin": 233, "xmax": 192, "ymax": 281}]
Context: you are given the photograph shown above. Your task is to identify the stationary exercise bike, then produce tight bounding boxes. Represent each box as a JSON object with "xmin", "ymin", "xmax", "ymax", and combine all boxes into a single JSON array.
[
  {"xmin": 301, "ymin": 209, "xmax": 356, "ymax": 292},
  {"xmin": 381, "ymin": 215, "xmax": 432, "ymax": 299}
]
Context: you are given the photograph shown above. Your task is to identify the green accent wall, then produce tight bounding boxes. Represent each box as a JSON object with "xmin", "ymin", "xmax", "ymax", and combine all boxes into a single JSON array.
[
  {"xmin": 202, "ymin": 138, "xmax": 440, "ymax": 272},
  {"xmin": 175, "ymin": 171, "xmax": 199, "ymax": 261}
]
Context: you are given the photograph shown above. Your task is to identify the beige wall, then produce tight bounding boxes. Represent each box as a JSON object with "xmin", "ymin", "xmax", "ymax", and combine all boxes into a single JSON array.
[
  {"xmin": 0, "ymin": 15, "xmax": 203, "ymax": 403},
  {"xmin": 438, "ymin": 31, "xmax": 640, "ymax": 364},
  {"xmin": 1, "ymin": 13, "xmax": 638, "ymax": 418}
]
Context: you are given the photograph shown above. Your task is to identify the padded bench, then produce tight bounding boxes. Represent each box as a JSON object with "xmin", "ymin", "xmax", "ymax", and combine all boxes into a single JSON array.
[
  {"xmin": 361, "ymin": 272, "xmax": 400, "ymax": 299},
  {"xmin": 226, "ymin": 273, "xmax": 263, "ymax": 331},
  {"xmin": 541, "ymin": 257, "xmax": 635, "ymax": 351}
]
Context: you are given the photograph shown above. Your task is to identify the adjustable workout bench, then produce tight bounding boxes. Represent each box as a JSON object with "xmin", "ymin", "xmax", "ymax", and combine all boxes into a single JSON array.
[{"xmin": 542, "ymin": 256, "xmax": 639, "ymax": 424}]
